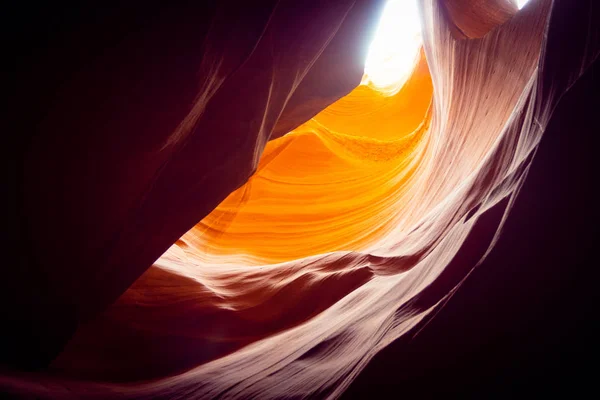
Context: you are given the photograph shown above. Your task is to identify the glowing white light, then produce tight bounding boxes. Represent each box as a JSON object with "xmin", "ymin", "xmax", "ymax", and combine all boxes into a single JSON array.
[
  {"xmin": 516, "ymin": 0, "xmax": 530, "ymax": 9},
  {"xmin": 364, "ymin": 0, "xmax": 422, "ymax": 90}
]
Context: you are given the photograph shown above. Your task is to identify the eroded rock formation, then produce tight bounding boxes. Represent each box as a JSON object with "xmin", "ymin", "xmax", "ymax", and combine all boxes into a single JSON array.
[{"xmin": 2, "ymin": 0, "xmax": 599, "ymax": 398}]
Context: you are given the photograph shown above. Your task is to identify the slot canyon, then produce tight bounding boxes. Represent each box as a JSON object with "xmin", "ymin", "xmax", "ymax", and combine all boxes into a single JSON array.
[{"xmin": 2, "ymin": 0, "xmax": 599, "ymax": 398}]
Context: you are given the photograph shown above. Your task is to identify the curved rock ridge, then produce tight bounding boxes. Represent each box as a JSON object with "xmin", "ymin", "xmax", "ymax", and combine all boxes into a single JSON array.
[{"xmin": 2, "ymin": 0, "xmax": 385, "ymax": 369}]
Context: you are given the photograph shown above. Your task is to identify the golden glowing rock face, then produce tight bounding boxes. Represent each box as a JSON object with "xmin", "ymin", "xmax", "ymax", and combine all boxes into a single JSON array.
[{"xmin": 187, "ymin": 51, "xmax": 432, "ymax": 264}]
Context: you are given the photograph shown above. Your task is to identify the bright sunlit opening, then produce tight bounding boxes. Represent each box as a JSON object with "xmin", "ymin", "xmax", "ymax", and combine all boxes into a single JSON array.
[
  {"xmin": 364, "ymin": 0, "xmax": 422, "ymax": 91},
  {"xmin": 516, "ymin": 0, "xmax": 530, "ymax": 9}
]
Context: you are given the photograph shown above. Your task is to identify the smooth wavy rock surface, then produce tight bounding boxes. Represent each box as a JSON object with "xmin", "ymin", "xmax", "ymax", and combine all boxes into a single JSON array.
[{"xmin": 2, "ymin": 0, "xmax": 599, "ymax": 399}]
